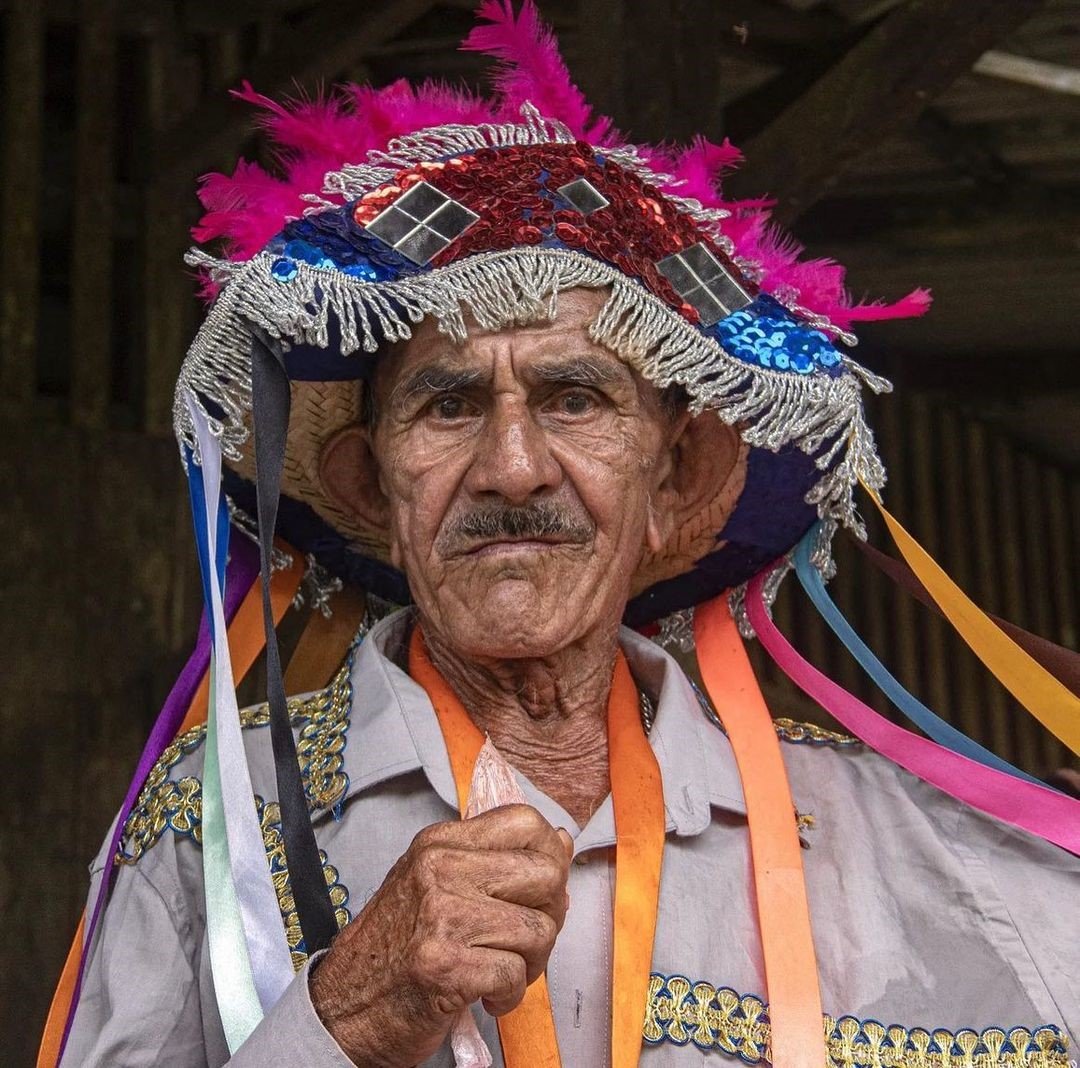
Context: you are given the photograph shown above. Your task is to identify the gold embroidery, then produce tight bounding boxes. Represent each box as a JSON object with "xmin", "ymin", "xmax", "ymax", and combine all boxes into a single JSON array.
[
  {"xmin": 259, "ymin": 800, "xmax": 351, "ymax": 971},
  {"xmin": 644, "ymin": 974, "xmax": 1070, "ymax": 1066},
  {"xmin": 695, "ymin": 682, "xmax": 858, "ymax": 748},
  {"xmin": 117, "ymin": 659, "xmax": 352, "ymax": 865},
  {"xmin": 773, "ymin": 717, "xmax": 858, "ymax": 747},
  {"xmin": 295, "ymin": 663, "xmax": 352, "ymax": 811}
]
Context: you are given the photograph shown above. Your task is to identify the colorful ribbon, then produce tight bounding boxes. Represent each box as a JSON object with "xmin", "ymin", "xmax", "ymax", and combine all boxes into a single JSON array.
[
  {"xmin": 189, "ymin": 399, "xmax": 296, "ymax": 1044},
  {"xmin": 45, "ymin": 540, "xmax": 261, "ymax": 1067},
  {"xmin": 693, "ymin": 597, "xmax": 825, "ymax": 1068},
  {"xmin": 864, "ymin": 484, "xmax": 1080, "ymax": 757},
  {"xmin": 409, "ymin": 629, "xmax": 665, "ymax": 1068},
  {"xmin": 43, "ymin": 535, "xmax": 306, "ymax": 1067},
  {"xmin": 852, "ymin": 536, "xmax": 1080, "ymax": 696},
  {"xmin": 793, "ymin": 527, "xmax": 1041, "ymax": 784},
  {"xmin": 747, "ymin": 570, "xmax": 1080, "ymax": 855}
]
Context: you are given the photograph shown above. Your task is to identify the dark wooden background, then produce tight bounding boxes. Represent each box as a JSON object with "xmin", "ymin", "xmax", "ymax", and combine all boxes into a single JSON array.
[{"xmin": 1, "ymin": 1, "xmax": 1077, "ymax": 1063}]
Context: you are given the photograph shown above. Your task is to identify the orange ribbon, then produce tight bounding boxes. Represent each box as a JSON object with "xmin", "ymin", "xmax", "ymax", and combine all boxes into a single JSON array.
[
  {"xmin": 179, "ymin": 543, "xmax": 305, "ymax": 734},
  {"xmin": 694, "ymin": 596, "xmax": 824, "ymax": 1067},
  {"xmin": 36, "ymin": 915, "xmax": 85, "ymax": 1068},
  {"xmin": 409, "ymin": 628, "xmax": 665, "ymax": 1068}
]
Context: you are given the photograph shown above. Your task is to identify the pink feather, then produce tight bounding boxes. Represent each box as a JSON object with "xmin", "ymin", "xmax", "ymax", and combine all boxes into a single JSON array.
[
  {"xmin": 670, "ymin": 136, "xmax": 743, "ymax": 204},
  {"xmin": 462, "ymin": 0, "xmax": 616, "ymax": 143},
  {"xmin": 845, "ymin": 288, "xmax": 933, "ymax": 322},
  {"xmin": 189, "ymin": 1, "xmax": 928, "ymax": 327}
]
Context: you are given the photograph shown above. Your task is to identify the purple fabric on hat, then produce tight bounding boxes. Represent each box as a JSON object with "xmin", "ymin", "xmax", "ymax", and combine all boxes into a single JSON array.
[{"xmin": 58, "ymin": 536, "xmax": 262, "ymax": 1060}]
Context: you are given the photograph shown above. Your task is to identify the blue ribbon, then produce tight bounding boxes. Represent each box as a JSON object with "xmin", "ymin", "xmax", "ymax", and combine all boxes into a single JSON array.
[
  {"xmin": 184, "ymin": 444, "xmax": 230, "ymax": 624},
  {"xmin": 793, "ymin": 526, "xmax": 1041, "ymax": 784}
]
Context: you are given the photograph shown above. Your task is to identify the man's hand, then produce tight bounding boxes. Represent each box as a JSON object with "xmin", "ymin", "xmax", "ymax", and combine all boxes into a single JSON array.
[{"xmin": 309, "ymin": 804, "xmax": 574, "ymax": 1067}]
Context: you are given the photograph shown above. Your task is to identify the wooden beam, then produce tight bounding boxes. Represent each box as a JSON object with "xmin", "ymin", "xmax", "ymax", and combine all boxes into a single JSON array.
[
  {"xmin": 149, "ymin": 0, "xmax": 438, "ymax": 190},
  {"xmin": 872, "ymin": 349, "xmax": 1080, "ymax": 392},
  {"xmin": 724, "ymin": 0, "xmax": 1049, "ymax": 223},
  {"xmin": 71, "ymin": 0, "xmax": 118, "ymax": 429},
  {"xmin": 141, "ymin": 18, "xmax": 201, "ymax": 435},
  {"xmin": 0, "ymin": 0, "xmax": 44, "ymax": 410}
]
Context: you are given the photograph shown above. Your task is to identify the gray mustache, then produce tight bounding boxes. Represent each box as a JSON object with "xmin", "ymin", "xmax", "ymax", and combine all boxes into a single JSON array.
[{"xmin": 443, "ymin": 502, "xmax": 594, "ymax": 547}]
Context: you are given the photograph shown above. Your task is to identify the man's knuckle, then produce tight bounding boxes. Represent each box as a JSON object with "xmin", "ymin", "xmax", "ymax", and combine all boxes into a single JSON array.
[
  {"xmin": 411, "ymin": 936, "xmax": 451, "ymax": 986},
  {"xmin": 416, "ymin": 887, "xmax": 450, "ymax": 931},
  {"xmin": 493, "ymin": 956, "xmax": 526, "ymax": 1001},
  {"xmin": 413, "ymin": 844, "xmax": 450, "ymax": 885}
]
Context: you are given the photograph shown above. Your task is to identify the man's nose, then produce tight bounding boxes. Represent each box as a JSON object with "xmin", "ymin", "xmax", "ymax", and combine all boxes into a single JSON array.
[{"xmin": 464, "ymin": 398, "xmax": 561, "ymax": 504}]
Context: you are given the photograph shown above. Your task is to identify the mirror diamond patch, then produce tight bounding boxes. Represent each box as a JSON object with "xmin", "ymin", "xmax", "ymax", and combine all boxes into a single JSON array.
[
  {"xmin": 655, "ymin": 243, "xmax": 752, "ymax": 326},
  {"xmin": 364, "ymin": 181, "xmax": 480, "ymax": 265}
]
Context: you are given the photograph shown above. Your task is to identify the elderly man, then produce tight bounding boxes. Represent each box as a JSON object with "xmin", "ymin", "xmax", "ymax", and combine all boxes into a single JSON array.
[{"xmin": 49, "ymin": 4, "xmax": 1078, "ymax": 1066}]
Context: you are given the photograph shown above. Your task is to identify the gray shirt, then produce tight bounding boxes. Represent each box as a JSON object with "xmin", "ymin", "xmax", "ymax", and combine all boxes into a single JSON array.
[{"xmin": 64, "ymin": 610, "xmax": 1079, "ymax": 1066}]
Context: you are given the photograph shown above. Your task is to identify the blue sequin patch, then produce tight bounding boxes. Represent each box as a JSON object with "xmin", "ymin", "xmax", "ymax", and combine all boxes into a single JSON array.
[
  {"xmin": 268, "ymin": 207, "xmax": 417, "ymax": 283},
  {"xmin": 714, "ymin": 294, "xmax": 842, "ymax": 376},
  {"xmin": 270, "ymin": 256, "xmax": 298, "ymax": 283}
]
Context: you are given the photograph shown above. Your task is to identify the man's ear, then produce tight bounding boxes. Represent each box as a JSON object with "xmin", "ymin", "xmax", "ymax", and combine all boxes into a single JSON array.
[
  {"xmin": 645, "ymin": 410, "xmax": 745, "ymax": 554},
  {"xmin": 318, "ymin": 424, "xmax": 391, "ymax": 533}
]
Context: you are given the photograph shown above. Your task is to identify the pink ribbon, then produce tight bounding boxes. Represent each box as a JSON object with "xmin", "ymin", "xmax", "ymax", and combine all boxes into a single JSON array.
[{"xmin": 746, "ymin": 570, "xmax": 1080, "ymax": 856}]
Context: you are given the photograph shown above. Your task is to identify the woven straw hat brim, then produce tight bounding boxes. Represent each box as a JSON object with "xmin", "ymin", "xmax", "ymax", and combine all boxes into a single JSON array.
[{"xmin": 227, "ymin": 376, "xmax": 750, "ymax": 600}]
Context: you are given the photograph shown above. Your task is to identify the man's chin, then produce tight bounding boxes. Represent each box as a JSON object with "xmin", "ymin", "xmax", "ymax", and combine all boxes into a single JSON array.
[{"xmin": 435, "ymin": 576, "xmax": 589, "ymax": 659}]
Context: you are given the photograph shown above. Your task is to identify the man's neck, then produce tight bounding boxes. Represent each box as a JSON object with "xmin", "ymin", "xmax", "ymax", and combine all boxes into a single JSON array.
[{"xmin": 420, "ymin": 622, "xmax": 618, "ymax": 827}]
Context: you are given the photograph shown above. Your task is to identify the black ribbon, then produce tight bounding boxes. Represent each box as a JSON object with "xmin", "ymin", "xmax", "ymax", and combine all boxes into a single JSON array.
[{"xmin": 250, "ymin": 325, "xmax": 340, "ymax": 954}]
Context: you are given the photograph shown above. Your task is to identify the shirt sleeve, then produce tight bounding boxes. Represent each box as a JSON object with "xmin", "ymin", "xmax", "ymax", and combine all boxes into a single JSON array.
[
  {"xmin": 63, "ymin": 850, "xmax": 353, "ymax": 1067},
  {"xmin": 61, "ymin": 859, "xmax": 210, "ymax": 1067},
  {"xmin": 226, "ymin": 953, "xmax": 354, "ymax": 1067}
]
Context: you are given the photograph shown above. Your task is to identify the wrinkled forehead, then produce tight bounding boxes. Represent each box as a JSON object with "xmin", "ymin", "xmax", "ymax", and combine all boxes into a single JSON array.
[{"xmin": 372, "ymin": 285, "xmax": 662, "ymax": 404}]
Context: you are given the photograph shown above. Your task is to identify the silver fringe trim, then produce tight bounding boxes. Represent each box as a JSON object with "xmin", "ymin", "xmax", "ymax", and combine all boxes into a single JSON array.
[
  {"xmin": 653, "ymin": 608, "xmax": 696, "ymax": 654},
  {"xmin": 320, "ymin": 103, "xmax": 574, "ymax": 202},
  {"xmin": 729, "ymin": 555, "xmax": 793, "ymax": 639},
  {"xmin": 176, "ymin": 247, "xmax": 887, "ymax": 539},
  {"xmin": 226, "ymin": 496, "xmax": 293, "ymax": 572},
  {"xmin": 293, "ymin": 553, "xmax": 344, "ymax": 618}
]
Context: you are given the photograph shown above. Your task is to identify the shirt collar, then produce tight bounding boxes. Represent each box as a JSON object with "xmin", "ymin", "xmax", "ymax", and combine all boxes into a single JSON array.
[{"xmin": 331, "ymin": 610, "xmax": 748, "ymax": 840}]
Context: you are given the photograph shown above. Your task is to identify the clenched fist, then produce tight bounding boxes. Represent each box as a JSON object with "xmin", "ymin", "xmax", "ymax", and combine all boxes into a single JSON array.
[{"xmin": 309, "ymin": 804, "xmax": 574, "ymax": 1067}]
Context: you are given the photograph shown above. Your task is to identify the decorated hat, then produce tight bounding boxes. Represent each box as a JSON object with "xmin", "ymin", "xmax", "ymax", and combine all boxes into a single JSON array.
[{"xmin": 178, "ymin": 0, "xmax": 931, "ymax": 626}]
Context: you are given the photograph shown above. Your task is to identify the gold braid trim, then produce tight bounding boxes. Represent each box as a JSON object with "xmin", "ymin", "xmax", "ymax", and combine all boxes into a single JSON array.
[
  {"xmin": 259, "ymin": 799, "xmax": 351, "ymax": 971},
  {"xmin": 117, "ymin": 659, "xmax": 352, "ymax": 865},
  {"xmin": 644, "ymin": 974, "xmax": 1070, "ymax": 1066},
  {"xmin": 773, "ymin": 717, "xmax": 859, "ymax": 747}
]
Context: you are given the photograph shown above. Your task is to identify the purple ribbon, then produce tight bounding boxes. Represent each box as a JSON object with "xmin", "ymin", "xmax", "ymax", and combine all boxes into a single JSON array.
[{"xmin": 58, "ymin": 538, "xmax": 261, "ymax": 1060}]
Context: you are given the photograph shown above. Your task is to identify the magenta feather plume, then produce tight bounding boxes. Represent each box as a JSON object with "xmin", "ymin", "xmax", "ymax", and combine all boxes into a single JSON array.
[
  {"xmin": 190, "ymin": 0, "xmax": 929, "ymax": 327},
  {"xmin": 462, "ymin": 0, "xmax": 616, "ymax": 143},
  {"xmin": 672, "ymin": 136, "xmax": 744, "ymax": 203}
]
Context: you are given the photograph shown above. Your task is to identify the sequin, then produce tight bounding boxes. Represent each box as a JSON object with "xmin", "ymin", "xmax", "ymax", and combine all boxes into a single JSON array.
[
  {"xmin": 271, "ymin": 257, "xmax": 298, "ymax": 283},
  {"xmin": 715, "ymin": 295, "xmax": 841, "ymax": 376},
  {"xmin": 279, "ymin": 143, "xmax": 769, "ymax": 338}
]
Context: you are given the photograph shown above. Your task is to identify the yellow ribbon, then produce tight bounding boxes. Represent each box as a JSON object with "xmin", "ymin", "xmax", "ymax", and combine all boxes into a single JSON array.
[{"xmin": 863, "ymin": 480, "xmax": 1080, "ymax": 757}]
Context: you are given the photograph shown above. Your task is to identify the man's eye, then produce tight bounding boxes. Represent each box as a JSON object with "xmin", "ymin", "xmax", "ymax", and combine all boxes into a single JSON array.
[
  {"xmin": 431, "ymin": 395, "xmax": 469, "ymax": 420},
  {"xmin": 557, "ymin": 390, "xmax": 595, "ymax": 415}
]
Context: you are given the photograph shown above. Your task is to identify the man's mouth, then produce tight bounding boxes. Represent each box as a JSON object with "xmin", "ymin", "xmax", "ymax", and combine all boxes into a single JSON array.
[{"xmin": 463, "ymin": 535, "xmax": 579, "ymax": 557}]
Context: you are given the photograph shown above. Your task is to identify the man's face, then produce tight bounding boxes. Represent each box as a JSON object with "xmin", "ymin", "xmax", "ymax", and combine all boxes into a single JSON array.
[{"xmin": 368, "ymin": 288, "xmax": 678, "ymax": 659}]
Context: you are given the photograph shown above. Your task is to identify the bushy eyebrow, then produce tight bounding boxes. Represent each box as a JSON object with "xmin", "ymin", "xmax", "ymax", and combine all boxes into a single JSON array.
[
  {"xmin": 387, "ymin": 353, "xmax": 627, "ymax": 413},
  {"xmin": 389, "ymin": 364, "xmax": 486, "ymax": 409},
  {"xmin": 530, "ymin": 356, "xmax": 626, "ymax": 387}
]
